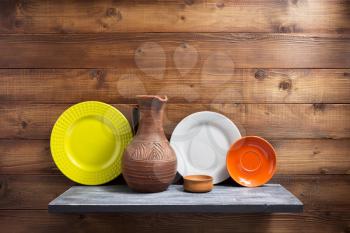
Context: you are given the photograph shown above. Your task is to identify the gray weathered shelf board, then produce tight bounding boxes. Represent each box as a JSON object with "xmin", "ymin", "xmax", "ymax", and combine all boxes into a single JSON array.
[{"xmin": 48, "ymin": 184, "xmax": 303, "ymax": 213}]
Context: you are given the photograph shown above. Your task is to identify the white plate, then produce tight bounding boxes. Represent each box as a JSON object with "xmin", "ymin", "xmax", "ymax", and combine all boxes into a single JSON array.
[{"xmin": 170, "ymin": 111, "xmax": 241, "ymax": 184}]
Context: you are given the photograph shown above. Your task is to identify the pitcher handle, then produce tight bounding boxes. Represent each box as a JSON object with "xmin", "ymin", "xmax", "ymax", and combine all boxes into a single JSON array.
[{"xmin": 131, "ymin": 106, "xmax": 139, "ymax": 136}]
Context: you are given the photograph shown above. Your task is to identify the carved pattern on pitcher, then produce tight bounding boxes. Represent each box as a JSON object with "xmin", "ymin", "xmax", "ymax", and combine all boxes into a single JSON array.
[{"xmin": 124, "ymin": 141, "xmax": 176, "ymax": 161}]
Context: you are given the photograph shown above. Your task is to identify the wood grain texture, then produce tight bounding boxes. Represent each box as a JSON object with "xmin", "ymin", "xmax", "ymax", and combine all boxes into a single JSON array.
[
  {"xmin": 1, "ymin": 103, "xmax": 349, "ymax": 139},
  {"xmin": 0, "ymin": 0, "xmax": 349, "ymax": 33},
  {"xmin": 0, "ymin": 33, "xmax": 349, "ymax": 69},
  {"xmin": 1, "ymin": 139, "xmax": 349, "ymax": 175},
  {"xmin": 0, "ymin": 103, "xmax": 132, "ymax": 140},
  {"xmin": 274, "ymin": 139, "xmax": 350, "ymax": 175},
  {"xmin": 0, "ymin": 210, "xmax": 348, "ymax": 233},
  {"xmin": 166, "ymin": 104, "xmax": 350, "ymax": 139},
  {"xmin": 0, "ymin": 140, "xmax": 57, "ymax": 174},
  {"xmin": 1, "ymin": 69, "xmax": 349, "ymax": 104},
  {"xmin": 0, "ymin": 175, "xmax": 72, "ymax": 210},
  {"xmin": 48, "ymin": 184, "xmax": 303, "ymax": 213},
  {"xmin": 0, "ymin": 0, "xmax": 349, "ymax": 232},
  {"xmin": 0, "ymin": 175, "xmax": 349, "ymax": 214}
]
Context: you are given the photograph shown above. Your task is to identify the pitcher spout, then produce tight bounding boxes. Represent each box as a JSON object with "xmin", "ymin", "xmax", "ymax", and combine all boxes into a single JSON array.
[{"xmin": 136, "ymin": 95, "xmax": 168, "ymax": 110}]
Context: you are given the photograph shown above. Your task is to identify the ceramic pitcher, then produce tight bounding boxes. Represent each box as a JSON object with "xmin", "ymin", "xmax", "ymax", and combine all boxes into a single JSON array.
[{"xmin": 122, "ymin": 95, "xmax": 177, "ymax": 192}]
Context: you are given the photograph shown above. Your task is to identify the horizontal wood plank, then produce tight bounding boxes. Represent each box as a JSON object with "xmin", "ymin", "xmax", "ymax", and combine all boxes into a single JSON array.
[
  {"xmin": 273, "ymin": 139, "xmax": 350, "ymax": 175},
  {"xmin": 0, "ymin": 175, "xmax": 349, "ymax": 214},
  {"xmin": 1, "ymin": 139, "xmax": 349, "ymax": 175},
  {"xmin": 0, "ymin": 33, "xmax": 349, "ymax": 68},
  {"xmin": 0, "ymin": 0, "xmax": 349, "ymax": 33},
  {"xmin": 0, "ymin": 140, "xmax": 57, "ymax": 174},
  {"xmin": 48, "ymin": 184, "xmax": 303, "ymax": 213},
  {"xmin": 0, "ymin": 103, "xmax": 349, "ymax": 139},
  {"xmin": 1, "ymin": 69, "xmax": 349, "ymax": 104},
  {"xmin": 0, "ymin": 210, "xmax": 348, "ymax": 233}
]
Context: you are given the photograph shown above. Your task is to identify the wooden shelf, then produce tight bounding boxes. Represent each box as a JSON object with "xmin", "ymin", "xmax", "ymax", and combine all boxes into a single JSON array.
[{"xmin": 48, "ymin": 184, "xmax": 303, "ymax": 213}]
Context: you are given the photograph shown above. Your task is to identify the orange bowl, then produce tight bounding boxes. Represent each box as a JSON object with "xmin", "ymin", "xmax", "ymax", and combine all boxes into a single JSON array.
[
  {"xmin": 226, "ymin": 136, "xmax": 276, "ymax": 187},
  {"xmin": 183, "ymin": 175, "xmax": 213, "ymax": 193}
]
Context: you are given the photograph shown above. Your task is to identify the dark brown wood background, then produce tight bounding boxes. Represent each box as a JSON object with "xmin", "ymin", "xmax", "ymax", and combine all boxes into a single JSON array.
[{"xmin": 0, "ymin": 0, "xmax": 349, "ymax": 232}]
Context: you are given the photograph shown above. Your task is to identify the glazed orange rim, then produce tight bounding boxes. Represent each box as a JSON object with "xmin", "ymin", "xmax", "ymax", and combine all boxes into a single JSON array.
[
  {"xmin": 226, "ymin": 136, "xmax": 276, "ymax": 187},
  {"xmin": 184, "ymin": 175, "xmax": 213, "ymax": 182}
]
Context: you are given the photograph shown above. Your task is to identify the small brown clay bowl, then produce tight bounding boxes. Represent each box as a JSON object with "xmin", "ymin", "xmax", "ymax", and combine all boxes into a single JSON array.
[{"xmin": 183, "ymin": 175, "xmax": 213, "ymax": 193}]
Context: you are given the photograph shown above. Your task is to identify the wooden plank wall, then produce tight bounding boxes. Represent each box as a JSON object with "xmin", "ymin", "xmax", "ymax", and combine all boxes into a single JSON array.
[{"xmin": 0, "ymin": 0, "xmax": 349, "ymax": 232}]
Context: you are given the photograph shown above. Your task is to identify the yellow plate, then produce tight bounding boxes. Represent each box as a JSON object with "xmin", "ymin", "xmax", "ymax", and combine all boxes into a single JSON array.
[{"xmin": 50, "ymin": 101, "xmax": 132, "ymax": 185}]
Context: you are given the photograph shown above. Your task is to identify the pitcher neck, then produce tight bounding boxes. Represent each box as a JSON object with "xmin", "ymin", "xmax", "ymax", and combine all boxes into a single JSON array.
[{"xmin": 135, "ymin": 95, "xmax": 168, "ymax": 141}]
